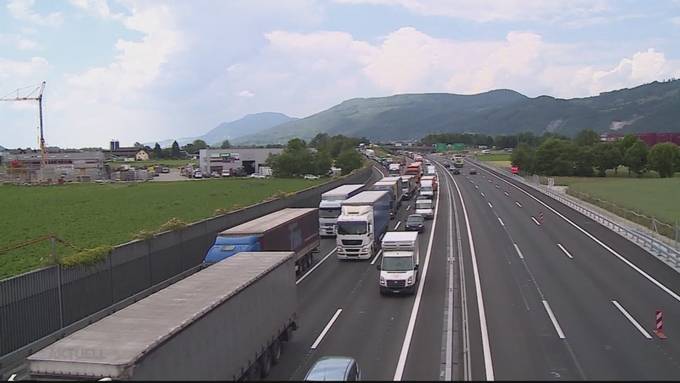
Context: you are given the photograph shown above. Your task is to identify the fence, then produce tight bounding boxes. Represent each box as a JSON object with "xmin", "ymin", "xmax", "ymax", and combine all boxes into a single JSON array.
[
  {"xmin": 472, "ymin": 159, "xmax": 680, "ymax": 271},
  {"xmin": 0, "ymin": 167, "xmax": 373, "ymax": 374}
]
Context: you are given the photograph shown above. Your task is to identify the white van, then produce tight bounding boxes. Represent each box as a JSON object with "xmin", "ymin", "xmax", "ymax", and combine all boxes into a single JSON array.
[{"xmin": 415, "ymin": 199, "xmax": 434, "ymax": 219}]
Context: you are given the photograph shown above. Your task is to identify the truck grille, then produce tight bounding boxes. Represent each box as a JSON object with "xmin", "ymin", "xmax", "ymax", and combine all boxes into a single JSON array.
[
  {"xmin": 342, "ymin": 240, "xmax": 362, "ymax": 246},
  {"xmin": 386, "ymin": 280, "xmax": 406, "ymax": 288}
]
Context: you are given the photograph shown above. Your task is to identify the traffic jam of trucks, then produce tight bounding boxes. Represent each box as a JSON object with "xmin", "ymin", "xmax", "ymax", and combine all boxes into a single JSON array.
[{"xmin": 23, "ymin": 150, "xmax": 438, "ymax": 380}]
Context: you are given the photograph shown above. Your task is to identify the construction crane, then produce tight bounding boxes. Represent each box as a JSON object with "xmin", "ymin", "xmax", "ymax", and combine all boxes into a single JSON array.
[{"xmin": 0, "ymin": 81, "xmax": 48, "ymax": 168}]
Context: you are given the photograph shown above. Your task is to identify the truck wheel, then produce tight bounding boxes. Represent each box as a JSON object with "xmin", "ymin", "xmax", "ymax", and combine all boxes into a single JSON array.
[
  {"xmin": 271, "ymin": 340, "xmax": 282, "ymax": 364},
  {"xmin": 260, "ymin": 350, "xmax": 272, "ymax": 378}
]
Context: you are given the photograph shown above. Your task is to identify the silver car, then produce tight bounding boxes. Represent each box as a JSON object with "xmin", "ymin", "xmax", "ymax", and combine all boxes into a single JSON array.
[{"xmin": 304, "ymin": 356, "xmax": 361, "ymax": 381}]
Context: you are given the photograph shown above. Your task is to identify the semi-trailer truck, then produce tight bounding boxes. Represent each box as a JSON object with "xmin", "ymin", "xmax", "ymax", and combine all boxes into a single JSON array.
[
  {"xmin": 27, "ymin": 251, "xmax": 297, "ymax": 381},
  {"xmin": 336, "ymin": 191, "xmax": 391, "ymax": 260},
  {"xmin": 400, "ymin": 175, "xmax": 417, "ymax": 200},
  {"xmin": 404, "ymin": 162, "xmax": 423, "ymax": 184},
  {"xmin": 318, "ymin": 184, "xmax": 364, "ymax": 237},
  {"xmin": 370, "ymin": 181, "xmax": 397, "ymax": 218},
  {"xmin": 388, "ymin": 163, "xmax": 401, "ymax": 176},
  {"xmin": 377, "ymin": 232, "xmax": 420, "ymax": 295},
  {"xmin": 204, "ymin": 208, "xmax": 319, "ymax": 274},
  {"xmin": 380, "ymin": 176, "xmax": 404, "ymax": 202},
  {"xmin": 421, "ymin": 175, "xmax": 437, "ymax": 192}
]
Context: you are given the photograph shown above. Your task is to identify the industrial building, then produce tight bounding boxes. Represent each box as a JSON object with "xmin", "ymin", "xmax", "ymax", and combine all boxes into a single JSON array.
[
  {"xmin": 3, "ymin": 150, "xmax": 105, "ymax": 182},
  {"xmin": 199, "ymin": 148, "xmax": 283, "ymax": 175}
]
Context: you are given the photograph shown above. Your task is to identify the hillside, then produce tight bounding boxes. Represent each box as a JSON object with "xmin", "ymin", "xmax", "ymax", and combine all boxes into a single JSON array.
[
  {"xmin": 149, "ymin": 112, "xmax": 296, "ymax": 147},
  {"xmin": 0, "ymin": 145, "xmax": 5, "ymax": 151},
  {"xmin": 235, "ymin": 80, "xmax": 680, "ymax": 144}
]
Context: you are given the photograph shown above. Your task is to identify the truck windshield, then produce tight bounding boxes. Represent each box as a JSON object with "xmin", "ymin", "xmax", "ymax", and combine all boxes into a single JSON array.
[
  {"xmin": 421, "ymin": 186, "xmax": 433, "ymax": 192},
  {"xmin": 319, "ymin": 208, "xmax": 341, "ymax": 218},
  {"xmin": 337, "ymin": 221, "xmax": 368, "ymax": 235},
  {"xmin": 382, "ymin": 256, "xmax": 413, "ymax": 271}
]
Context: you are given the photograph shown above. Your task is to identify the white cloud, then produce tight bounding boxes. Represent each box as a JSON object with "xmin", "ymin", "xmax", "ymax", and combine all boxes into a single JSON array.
[
  {"xmin": 672, "ymin": 17, "xmax": 680, "ymax": 26},
  {"xmin": 334, "ymin": 0, "xmax": 610, "ymax": 23},
  {"xmin": 0, "ymin": 34, "xmax": 39, "ymax": 50},
  {"xmin": 7, "ymin": 0, "xmax": 64, "ymax": 26},
  {"xmin": 0, "ymin": 57, "xmax": 49, "ymax": 80},
  {"xmin": 68, "ymin": 0, "xmax": 123, "ymax": 20},
  {"xmin": 237, "ymin": 90, "xmax": 255, "ymax": 98}
]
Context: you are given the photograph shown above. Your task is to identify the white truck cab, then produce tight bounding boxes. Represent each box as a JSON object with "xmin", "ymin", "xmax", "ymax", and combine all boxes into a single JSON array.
[
  {"xmin": 378, "ymin": 232, "xmax": 420, "ymax": 295},
  {"xmin": 419, "ymin": 180, "xmax": 434, "ymax": 198},
  {"xmin": 415, "ymin": 199, "xmax": 434, "ymax": 219}
]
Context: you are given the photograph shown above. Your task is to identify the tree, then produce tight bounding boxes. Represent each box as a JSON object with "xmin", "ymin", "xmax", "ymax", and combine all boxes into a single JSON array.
[
  {"xmin": 314, "ymin": 151, "xmax": 333, "ymax": 175},
  {"xmin": 171, "ymin": 141, "xmax": 181, "ymax": 158},
  {"xmin": 648, "ymin": 142, "xmax": 680, "ymax": 178},
  {"xmin": 574, "ymin": 129, "xmax": 600, "ymax": 147},
  {"xmin": 623, "ymin": 140, "xmax": 648, "ymax": 177},
  {"xmin": 618, "ymin": 134, "xmax": 638, "ymax": 154},
  {"xmin": 335, "ymin": 149, "xmax": 363, "ymax": 175},
  {"xmin": 592, "ymin": 143, "xmax": 622, "ymax": 177},
  {"xmin": 573, "ymin": 146, "xmax": 594, "ymax": 176},
  {"xmin": 533, "ymin": 138, "xmax": 577, "ymax": 176},
  {"xmin": 153, "ymin": 143, "xmax": 163, "ymax": 159},
  {"xmin": 511, "ymin": 143, "xmax": 534, "ymax": 174},
  {"xmin": 192, "ymin": 139, "xmax": 209, "ymax": 151},
  {"xmin": 220, "ymin": 140, "xmax": 231, "ymax": 149}
]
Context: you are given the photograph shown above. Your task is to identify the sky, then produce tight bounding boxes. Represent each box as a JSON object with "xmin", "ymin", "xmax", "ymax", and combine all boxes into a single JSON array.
[{"xmin": 1, "ymin": 0, "xmax": 680, "ymax": 149}]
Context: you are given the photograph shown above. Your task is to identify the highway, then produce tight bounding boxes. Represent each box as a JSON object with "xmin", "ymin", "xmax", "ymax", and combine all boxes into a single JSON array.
[{"xmin": 269, "ymin": 155, "xmax": 680, "ymax": 380}]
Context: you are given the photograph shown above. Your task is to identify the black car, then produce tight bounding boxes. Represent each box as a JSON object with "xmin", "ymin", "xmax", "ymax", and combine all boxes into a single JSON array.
[
  {"xmin": 451, "ymin": 168, "xmax": 460, "ymax": 175},
  {"xmin": 405, "ymin": 214, "xmax": 425, "ymax": 233},
  {"xmin": 469, "ymin": 168, "xmax": 477, "ymax": 175},
  {"xmin": 444, "ymin": 163, "xmax": 451, "ymax": 169}
]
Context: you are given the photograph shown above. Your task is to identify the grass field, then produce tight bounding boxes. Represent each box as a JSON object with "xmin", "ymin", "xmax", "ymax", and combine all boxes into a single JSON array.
[
  {"xmin": 0, "ymin": 177, "xmax": 324, "ymax": 279},
  {"xmin": 550, "ymin": 177, "xmax": 680, "ymax": 225},
  {"xmin": 476, "ymin": 153, "xmax": 511, "ymax": 162}
]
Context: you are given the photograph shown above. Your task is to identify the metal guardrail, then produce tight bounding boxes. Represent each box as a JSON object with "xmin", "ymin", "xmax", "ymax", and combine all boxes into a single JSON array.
[{"xmin": 470, "ymin": 159, "xmax": 680, "ymax": 272}]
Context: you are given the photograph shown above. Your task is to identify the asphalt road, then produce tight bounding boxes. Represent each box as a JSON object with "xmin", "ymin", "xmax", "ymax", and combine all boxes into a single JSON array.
[{"xmin": 271, "ymin": 156, "xmax": 680, "ymax": 381}]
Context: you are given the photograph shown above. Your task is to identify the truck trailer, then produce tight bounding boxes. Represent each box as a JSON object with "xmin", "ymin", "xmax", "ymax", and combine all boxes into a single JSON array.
[
  {"xmin": 27, "ymin": 252, "xmax": 298, "ymax": 381},
  {"xmin": 204, "ymin": 208, "xmax": 319, "ymax": 274},
  {"xmin": 336, "ymin": 191, "xmax": 391, "ymax": 260},
  {"xmin": 318, "ymin": 184, "xmax": 364, "ymax": 237},
  {"xmin": 400, "ymin": 175, "xmax": 417, "ymax": 200}
]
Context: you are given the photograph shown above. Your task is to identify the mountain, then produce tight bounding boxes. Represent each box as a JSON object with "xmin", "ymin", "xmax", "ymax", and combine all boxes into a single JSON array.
[
  {"xmin": 234, "ymin": 80, "xmax": 680, "ymax": 144},
  {"xmin": 148, "ymin": 112, "xmax": 296, "ymax": 147},
  {"xmin": 0, "ymin": 145, "xmax": 5, "ymax": 151}
]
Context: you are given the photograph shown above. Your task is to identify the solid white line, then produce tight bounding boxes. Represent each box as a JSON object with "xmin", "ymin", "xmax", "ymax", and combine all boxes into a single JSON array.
[
  {"xmin": 481, "ymin": 192, "xmax": 486, "ymax": 198},
  {"xmin": 395, "ymin": 221, "xmax": 402, "ymax": 230},
  {"xmin": 394, "ymin": 166, "xmax": 442, "ymax": 381},
  {"xmin": 515, "ymin": 201, "xmax": 522, "ymax": 208},
  {"xmin": 451, "ymin": 174, "xmax": 495, "ymax": 380},
  {"xmin": 542, "ymin": 300, "xmax": 566, "ymax": 339},
  {"xmin": 557, "ymin": 243, "xmax": 574, "ymax": 259},
  {"xmin": 296, "ymin": 248, "xmax": 336, "ymax": 285},
  {"xmin": 611, "ymin": 300, "xmax": 653, "ymax": 339},
  {"xmin": 476, "ymin": 164, "xmax": 680, "ymax": 303},
  {"xmin": 531, "ymin": 216, "xmax": 541, "ymax": 226},
  {"xmin": 513, "ymin": 243, "xmax": 524, "ymax": 259},
  {"xmin": 311, "ymin": 309, "xmax": 343, "ymax": 349},
  {"xmin": 445, "ymin": 172, "xmax": 455, "ymax": 380},
  {"xmin": 488, "ymin": 202, "xmax": 493, "ymax": 208},
  {"xmin": 498, "ymin": 217, "xmax": 505, "ymax": 227},
  {"xmin": 371, "ymin": 249, "xmax": 383, "ymax": 265}
]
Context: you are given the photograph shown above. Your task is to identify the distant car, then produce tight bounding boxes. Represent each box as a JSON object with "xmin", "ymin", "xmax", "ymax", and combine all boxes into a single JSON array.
[
  {"xmin": 451, "ymin": 168, "xmax": 460, "ymax": 175},
  {"xmin": 248, "ymin": 173, "xmax": 266, "ymax": 179},
  {"xmin": 161, "ymin": 167, "xmax": 170, "ymax": 173},
  {"xmin": 221, "ymin": 169, "xmax": 231, "ymax": 177},
  {"xmin": 469, "ymin": 168, "xmax": 477, "ymax": 175},
  {"xmin": 304, "ymin": 356, "xmax": 361, "ymax": 381},
  {"xmin": 481, "ymin": 149, "xmax": 491, "ymax": 154},
  {"xmin": 211, "ymin": 171, "xmax": 220, "ymax": 178},
  {"xmin": 193, "ymin": 170, "xmax": 203, "ymax": 179},
  {"xmin": 405, "ymin": 214, "xmax": 425, "ymax": 233},
  {"xmin": 444, "ymin": 163, "xmax": 451, "ymax": 169},
  {"xmin": 304, "ymin": 174, "xmax": 320, "ymax": 180}
]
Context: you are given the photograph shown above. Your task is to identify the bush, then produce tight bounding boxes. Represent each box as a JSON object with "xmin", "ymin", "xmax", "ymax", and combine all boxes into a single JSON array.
[
  {"xmin": 158, "ymin": 217, "xmax": 187, "ymax": 232},
  {"xmin": 59, "ymin": 245, "xmax": 114, "ymax": 268}
]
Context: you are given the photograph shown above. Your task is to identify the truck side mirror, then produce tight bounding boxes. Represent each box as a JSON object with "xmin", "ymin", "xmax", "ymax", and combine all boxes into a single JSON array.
[
  {"xmin": 376, "ymin": 264, "xmax": 381, "ymax": 270},
  {"xmin": 414, "ymin": 264, "xmax": 419, "ymax": 270}
]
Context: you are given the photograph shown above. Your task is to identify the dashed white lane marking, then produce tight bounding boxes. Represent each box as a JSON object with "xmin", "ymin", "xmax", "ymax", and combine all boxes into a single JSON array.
[
  {"xmin": 498, "ymin": 217, "xmax": 505, "ymax": 227},
  {"xmin": 531, "ymin": 216, "xmax": 541, "ymax": 226},
  {"xmin": 611, "ymin": 300, "xmax": 652, "ymax": 339},
  {"xmin": 296, "ymin": 248, "xmax": 337, "ymax": 285},
  {"xmin": 504, "ymin": 191, "xmax": 509, "ymax": 197},
  {"xmin": 311, "ymin": 309, "xmax": 343, "ymax": 349},
  {"xmin": 513, "ymin": 243, "xmax": 524, "ymax": 259},
  {"xmin": 488, "ymin": 202, "xmax": 493, "ymax": 208},
  {"xmin": 557, "ymin": 243, "xmax": 574, "ymax": 259},
  {"xmin": 543, "ymin": 300, "xmax": 566, "ymax": 339},
  {"xmin": 394, "ymin": 221, "xmax": 402, "ymax": 230},
  {"xmin": 370, "ymin": 249, "xmax": 383, "ymax": 265},
  {"xmin": 481, "ymin": 192, "xmax": 486, "ymax": 198},
  {"xmin": 515, "ymin": 201, "xmax": 523, "ymax": 208}
]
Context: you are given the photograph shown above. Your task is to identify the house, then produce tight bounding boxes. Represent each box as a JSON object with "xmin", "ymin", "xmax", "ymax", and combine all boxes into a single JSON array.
[
  {"xmin": 105, "ymin": 140, "xmax": 149, "ymax": 161},
  {"xmin": 199, "ymin": 148, "xmax": 283, "ymax": 175}
]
